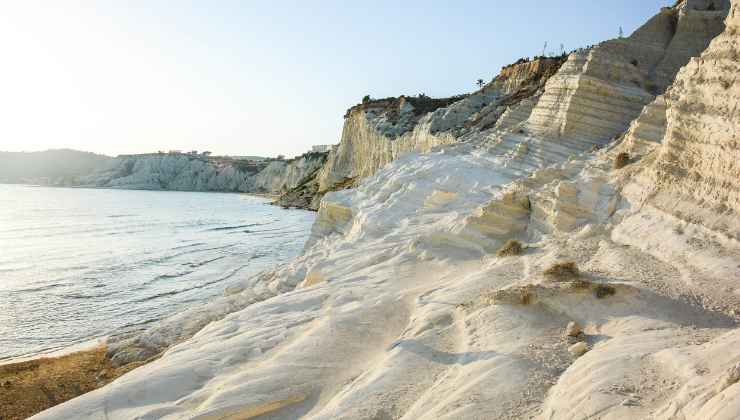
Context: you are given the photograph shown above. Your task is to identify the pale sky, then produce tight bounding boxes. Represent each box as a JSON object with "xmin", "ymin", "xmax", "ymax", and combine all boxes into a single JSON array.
[{"xmin": 0, "ymin": 1, "xmax": 668, "ymax": 158}]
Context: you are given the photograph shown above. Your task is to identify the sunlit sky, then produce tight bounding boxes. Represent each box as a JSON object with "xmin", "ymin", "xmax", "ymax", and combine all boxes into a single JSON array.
[{"xmin": 0, "ymin": 1, "xmax": 668, "ymax": 158}]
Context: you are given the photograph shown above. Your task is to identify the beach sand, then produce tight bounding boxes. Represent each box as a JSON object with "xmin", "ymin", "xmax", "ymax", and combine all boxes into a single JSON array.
[{"xmin": 0, "ymin": 346, "xmax": 152, "ymax": 420}]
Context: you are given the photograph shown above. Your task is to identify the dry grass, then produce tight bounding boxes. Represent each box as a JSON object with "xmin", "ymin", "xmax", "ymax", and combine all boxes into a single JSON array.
[
  {"xmin": 487, "ymin": 287, "xmax": 533, "ymax": 306},
  {"xmin": 0, "ymin": 346, "xmax": 151, "ymax": 420},
  {"xmin": 496, "ymin": 240, "xmax": 524, "ymax": 257},
  {"xmin": 614, "ymin": 152, "xmax": 630, "ymax": 169},
  {"xmin": 543, "ymin": 261, "xmax": 579, "ymax": 281}
]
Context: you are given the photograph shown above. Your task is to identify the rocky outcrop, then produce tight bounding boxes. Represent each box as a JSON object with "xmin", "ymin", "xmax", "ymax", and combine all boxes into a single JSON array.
[
  {"xmin": 330, "ymin": 57, "xmax": 565, "ymax": 179},
  {"xmin": 646, "ymin": 5, "xmax": 739, "ymax": 236},
  {"xmin": 278, "ymin": 58, "xmax": 566, "ymax": 210},
  {"xmin": 622, "ymin": 95, "xmax": 668, "ymax": 156},
  {"xmin": 77, "ymin": 152, "xmax": 328, "ymax": 195},
  {"xmin": 526, "ymin": 0, "xmax": 728, "ymax": 147},
  {"xmin": 254, "ymin": 152, "xmax": 329, "ymax": 194},
  {"xmin": 280, "ymin": 0, "xmax": 728, "ymax": 212},
  {"xmin": 0, "ymin": 148, "xmax": 330, "ymax": 196}
]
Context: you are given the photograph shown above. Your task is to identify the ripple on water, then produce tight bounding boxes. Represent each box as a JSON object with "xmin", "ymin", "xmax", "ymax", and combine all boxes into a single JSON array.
[{"xmin": 0, "ymin": 185, "xmax": 315, "ymax": 360}]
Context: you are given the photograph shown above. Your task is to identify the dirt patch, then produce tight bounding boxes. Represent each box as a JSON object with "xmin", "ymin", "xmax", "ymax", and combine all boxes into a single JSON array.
[
  {"xmin": 496, "ymin": 240, "xmax": 524, "ymax": 257},
  {"xmin": 0, "ymin": 346, "xmax": 153, "ymax": 420},
  {"xmin": 543, "ymin": 261, "xmax": 580, "ymax": 281}
]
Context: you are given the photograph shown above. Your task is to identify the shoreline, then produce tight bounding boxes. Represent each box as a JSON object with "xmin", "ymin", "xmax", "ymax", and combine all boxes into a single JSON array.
[
  {"xmin": 0, "ymin": 338, "xmax": 107, "ymax": 368},
  {"xmin": 1, "ymin": 182, "xmax": 282, "ymax": 200}
]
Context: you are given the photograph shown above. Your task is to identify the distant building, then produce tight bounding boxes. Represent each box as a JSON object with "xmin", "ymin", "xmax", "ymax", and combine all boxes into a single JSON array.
[
  {"xmin": 311, "ymin": 145, "xmax": 332, "ymax": 153},
  {"xmin": 201, "ymin": 151, "xmax": 212, "ymax": 156}
]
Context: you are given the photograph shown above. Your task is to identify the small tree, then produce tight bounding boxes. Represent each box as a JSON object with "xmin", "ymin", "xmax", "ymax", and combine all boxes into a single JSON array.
[
  {"xmin": 476, "ymin": 79, "xmax": 485, "ymax": 89},
  {"xmin": 362, "ymin": 95, "xmax": 371, "ymax": 104}
]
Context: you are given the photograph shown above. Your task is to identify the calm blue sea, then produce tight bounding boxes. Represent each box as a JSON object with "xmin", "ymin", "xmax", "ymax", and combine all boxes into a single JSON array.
[{"xmin": 0, "ymin": 184, "xmax": 314, "ymax": 359}]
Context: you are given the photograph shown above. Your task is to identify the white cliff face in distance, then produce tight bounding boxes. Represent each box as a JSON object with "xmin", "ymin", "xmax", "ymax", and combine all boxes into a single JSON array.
[
  {"xmin": 76, "ymin": 151, "xmax": 328, "ymax": 195},
  {"xmin": 34, "ymin": 1, "xmax": 740, "ymax": 419}
]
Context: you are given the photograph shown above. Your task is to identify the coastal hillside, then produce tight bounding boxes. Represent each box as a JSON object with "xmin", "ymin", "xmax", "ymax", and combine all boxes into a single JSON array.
[
  {"xmin": 34, "ymin": 1, "xmax": 740, "ymax": 419},
  {"xmin": 0, "ymin": 149, "xmax": 111, "ymax": 185},
  {"xmin": 0, "ymin": 149, "xmax": 329, "ymax": 196},
  {"xmin": 77, "ymin": 151, "xmax": 328, "ymax": 194}
]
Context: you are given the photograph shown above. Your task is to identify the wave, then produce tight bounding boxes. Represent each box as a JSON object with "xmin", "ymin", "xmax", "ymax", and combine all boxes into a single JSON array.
[
  {"xmin": 10, "ymin": 282, "xmax": 68, "ymax": 293},
  {"xmin": 0, "ymin": 187, "xmax": 315, "ymax": 359},
  {"xmin": 224, "ymin": 226, "xmax": 302, "ymax": 235},
  {"xmin": 106, "ymin": 229, "xmax": 147, "ymax": 236},
  {"xmin": 204, "ymin": 223, "xmax": 267, "ymax": 232},
  {"xmin": 131, "ymin": 264, "xmax": 249, "ymax": 304},
  {"xmin": 134, "ymin": 244, "xmax": 236, "ymax": 267},
  {"xmin": 171, "ymin": 242, "xmax": 207, "ymax": 250},
  {"xmin": 63, "ymin": 289, "xmax": 122, "ymax": 300},
  {"xmin": 156, "ymin": 270, "xmax": 195, "ymax": 280},
  {"xmin": 185, "ymin": 255, "xmax": 226, "ymax": 268}
]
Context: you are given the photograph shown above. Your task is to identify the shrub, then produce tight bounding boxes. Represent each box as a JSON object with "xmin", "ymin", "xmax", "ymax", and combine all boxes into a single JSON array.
[
  {"xmin": 594, "ymin": 284, "xmax": 616, "ymax": 299},
  {"xmin": 497, "ymin": 240, "xmax": 524, "ymax": 257},
  {"xmin": 488, "ymin": 287, "xmax": 532, "ymax": 305},
  {"xmin": 614, "ymin": 152, "xmax": 630, "ymax": 169},
  {"xmin": 570, "ymin": 279, "xmax": 592, "ymax": 289},
  {"xmin": 544, "ymin": 261, "xmax": 579, "ymax": 280}
]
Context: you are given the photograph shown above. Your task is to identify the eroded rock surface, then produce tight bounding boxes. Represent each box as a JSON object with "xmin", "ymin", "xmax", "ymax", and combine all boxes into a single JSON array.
[
  {"xmin": 77, "ymin": 151, "xmax": 328, "ymax": 194},
  {"xmin": 33, "ymin": 2, "xmax": 740, "ymax": 419}
]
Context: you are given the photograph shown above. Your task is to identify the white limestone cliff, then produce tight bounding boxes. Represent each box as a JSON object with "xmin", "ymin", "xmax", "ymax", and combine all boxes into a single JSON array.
[
  {"xmin": 32, "ymin": 1, "xmax": 740, "ymax": 419},
  {"xmin": 281, "ymin": 0, "xmax": 728, "ymax": 211},
  {"xmin": 77, "ymin": 152, "xmax": 328, "ymax": 195},
  {"xmin": 278, "ymin": 58, "xmax": 566, "ymax": 210}
]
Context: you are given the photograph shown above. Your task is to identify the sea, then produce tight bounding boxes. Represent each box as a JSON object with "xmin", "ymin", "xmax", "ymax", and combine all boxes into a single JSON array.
[{"xmin": 0, "ymin": 184, "xmax": 315, "ymax": 360}]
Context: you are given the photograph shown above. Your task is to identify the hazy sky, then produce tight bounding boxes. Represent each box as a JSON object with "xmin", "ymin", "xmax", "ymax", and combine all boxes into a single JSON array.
[{"xmin": 0, "ymin": 1, "xmax": 668, "ymax": 158}]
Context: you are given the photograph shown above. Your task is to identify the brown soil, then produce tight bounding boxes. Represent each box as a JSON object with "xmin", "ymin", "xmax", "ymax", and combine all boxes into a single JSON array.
[
  {"xmin": 543, "ymin": 261, "xmax": 580, "ymax": 280},
  {"xmin": 496, "ymin": 240, "xmax": 524, "ymax": 257},
  {"xmin": 614, "ymin": 152, "xmax": 631, "ymax": 169},
  {"xmin": 0, "ymin": 346, "xmax": 151, "ymax": 420}
]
